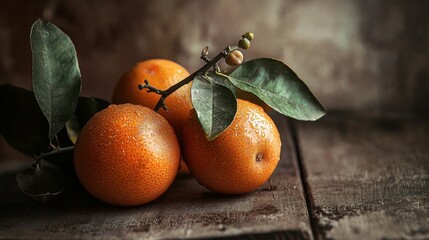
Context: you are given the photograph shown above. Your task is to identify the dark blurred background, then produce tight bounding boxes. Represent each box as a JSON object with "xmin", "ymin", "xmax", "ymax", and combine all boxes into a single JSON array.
[{"xmin": 1, "ymin": 0, "xmax": 428, "ymax": 160}]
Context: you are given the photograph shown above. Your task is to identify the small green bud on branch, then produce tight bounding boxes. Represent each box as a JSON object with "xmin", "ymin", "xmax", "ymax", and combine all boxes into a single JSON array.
[
  {"xmin": 238, "ymin": 38, "xmax": 251, "ymax": 50},
  {"xmin": 243, "ymin": 32, "xmax": 254, "ymax": 41}
]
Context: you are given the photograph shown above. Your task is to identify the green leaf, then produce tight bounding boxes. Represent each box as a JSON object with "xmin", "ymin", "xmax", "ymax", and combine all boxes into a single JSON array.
[
  {"xmin": 208, "ymin": 71, "xmax": 237, "ymax": 93},
  {"xmin": 66, "ymin": 97, "xmax": 110, "ymax": 144},
  {"xmin": 65, "ymin": 115, "xmax": 80, "ymax": 144},
  {"xmin": 31, "ymin": 19, "xmax": 81, "ymax": 141},
  {"xmin": 16, "ymin": 160, "xmax": 67, "ymax": 203},
  {"xmin": 229, "ymin": 58, "xmax": 326, "ymax": 121},
  {"xmin": 75, "ymin": 96, "xmax": 110, "ymax": 127},
  {"xmin": 0, "ymin": 84, "xmax": 50, "ymax": 155},
  {"xmin": 191, "ymin": 74, "xmax": 237, "ymax": 140}
]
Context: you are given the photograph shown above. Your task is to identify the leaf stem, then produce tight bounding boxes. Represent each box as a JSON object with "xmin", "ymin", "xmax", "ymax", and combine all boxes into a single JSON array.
[
  {"xmin": 138, "ymin": 45, "xmax": 239, "ymax": 112},
  {"xmin": 34, "ymin": 146, "xmax": 75, "ymax": 161}
]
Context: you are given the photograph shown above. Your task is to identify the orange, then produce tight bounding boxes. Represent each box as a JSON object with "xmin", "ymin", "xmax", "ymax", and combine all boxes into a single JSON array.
[
  {"xmin": 113, "ymin": 59, "xmax": 192, "ymax": 174},
  {"xmin": 182, "ymin": 99, "xmax": 281, "ymax": 194},
  {"xmin": 73, "ymin": 104, "xmax": 180, "ymax": 206},
  {"xmin": 112, "ymin": 59, "xmax": 192, "ymax": 139}
]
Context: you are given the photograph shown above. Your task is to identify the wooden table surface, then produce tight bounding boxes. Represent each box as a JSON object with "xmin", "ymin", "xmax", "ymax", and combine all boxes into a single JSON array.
[{"xmin": 0, "ymin": 112, "xmax": 428, "ymax": 240}]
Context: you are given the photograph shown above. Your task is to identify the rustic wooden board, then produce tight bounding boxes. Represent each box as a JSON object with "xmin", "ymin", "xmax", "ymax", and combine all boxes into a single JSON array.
[
  {"xmin": 296, "ymin": 113, "xmax": 429, "ymax": 240},
  {"xmin": 0, "ymin": 113, "xmax": 312, "ymax": 239}
]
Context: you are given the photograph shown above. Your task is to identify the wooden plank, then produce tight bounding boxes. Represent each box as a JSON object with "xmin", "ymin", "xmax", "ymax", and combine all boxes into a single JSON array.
[
  {"xmin": 296, "ymin": 113, "xmax": 429, "ymax": 240},
  {"xmin": 0, "ymin": 113, "xmax": 312, "ymax": 240}
]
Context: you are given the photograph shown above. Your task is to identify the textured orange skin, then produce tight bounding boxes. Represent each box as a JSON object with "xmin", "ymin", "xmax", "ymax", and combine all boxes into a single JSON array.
[
  {"xmin": 112, "ymin": 59, "xmax": 192, "ymax": 139},
  {"xmin": 182, "ymin": 99, "xmax": 281, "ymax": 195},
  {"xmin": 112, "ymin": 59, "xmax": 192, "ymax": 174},
  {"xmin": 74, "ymin": 104, "xmax": 180, "ymax": 206}
]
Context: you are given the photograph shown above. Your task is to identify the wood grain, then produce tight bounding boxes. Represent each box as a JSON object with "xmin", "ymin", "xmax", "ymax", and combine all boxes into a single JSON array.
[
  {"xmin": 296, "ymin": 113, "xmax": 429, "ymax": 240},
  {"xmin": 0, "ymin": 113, "xmax": 312, "ymax": 239}
]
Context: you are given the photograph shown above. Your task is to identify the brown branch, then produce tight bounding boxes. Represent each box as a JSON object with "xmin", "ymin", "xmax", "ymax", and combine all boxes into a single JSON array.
[
  {"xmin": 34, "ymin": 146, "xmax": 75, "ymax": 161},
  {"xmin": 138, "ymin": 45, "xmax": 239, "ymax": 112}
]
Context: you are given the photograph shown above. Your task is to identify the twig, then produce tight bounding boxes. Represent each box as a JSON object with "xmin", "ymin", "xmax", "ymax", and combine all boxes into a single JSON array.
[
  {"xmin": 138, "ymin": 45, "xmax": 239, "ymax": 112},
  {"xmin": 34, "ymin": 146, "xmax": 75, "ymax": 161}
]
